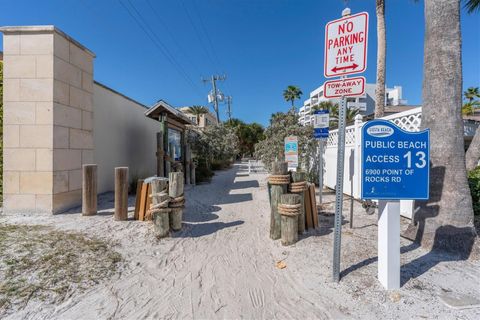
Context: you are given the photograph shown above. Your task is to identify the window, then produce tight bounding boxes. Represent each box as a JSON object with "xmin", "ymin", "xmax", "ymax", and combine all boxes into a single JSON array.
[{"xmin": 168, "ymin": 128, "xmax": 182, "ymax": 161}]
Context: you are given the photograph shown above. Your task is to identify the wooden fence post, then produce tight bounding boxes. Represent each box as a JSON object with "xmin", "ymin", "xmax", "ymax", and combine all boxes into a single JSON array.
[
  {"xmin": 291, "ymin": 171, "xmax": 306, "ymax": 234},
  {"xmin": 157, "ymin": 132, "xmax": 164, "ymax": 177},
  {"xmin": 82, "ymin": 164, "xmax": 97, "ymax": 216},
  {"xmin": 151, "ymin": 178, "xmax": 170, "ymax": 238},
  {"xmin": 169, "ymin": 172, "xmax": 184, "ymax": 231},
  {"xmin": 279, "ymin": 194, "xmax": 301, "ymax": 246},
  {"xmin": 269, "ymin": 161, "xmax": 288, "ymax": 240},
  {"xmin": 185, "ymin": 144, "xmax": 191, "ymax": 185},
  {"xmin": 114, "ymin": 167, "xmax": 129, "ymax": 221}
]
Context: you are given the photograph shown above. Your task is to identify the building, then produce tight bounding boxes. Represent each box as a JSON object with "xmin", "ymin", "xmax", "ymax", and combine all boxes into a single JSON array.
[
  {"xmin": 298, "ymin": 83, "xmax": 408, "ymax": 126},
  {"xmin": 178, "ymin": 106, "xmax": 218, "ymax": 129},
  {"xmin": 0, "ymin": 25, "xmax": 193, "ymax": 214}
]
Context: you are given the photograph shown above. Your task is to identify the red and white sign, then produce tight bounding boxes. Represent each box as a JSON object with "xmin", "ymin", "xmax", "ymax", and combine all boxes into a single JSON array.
[
  {"xmin": 324, "ymin": 76, "xmax": 365, "ymax": 98},
  {"xmin": 324, "ymin": 12, "xmax": 368, "ymax": 78}
]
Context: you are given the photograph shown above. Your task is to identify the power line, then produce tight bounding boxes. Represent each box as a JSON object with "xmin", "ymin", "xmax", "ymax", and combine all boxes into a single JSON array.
[
  {"xmin": 180, "ymin": 0, "xmax": 218, "ymax": 72},
  {"xmin": 145, "ymin": 0, "xmax": 204, "ymax": 77},
  {"xmin": 119, "ymin": 0, "xmax": 203, "ymax": 96}
]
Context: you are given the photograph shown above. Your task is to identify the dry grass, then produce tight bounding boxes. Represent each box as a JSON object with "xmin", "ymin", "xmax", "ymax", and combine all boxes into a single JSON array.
[{"xmin": 0, "ymin": 223, "xmax": 121, "ymax": 317}]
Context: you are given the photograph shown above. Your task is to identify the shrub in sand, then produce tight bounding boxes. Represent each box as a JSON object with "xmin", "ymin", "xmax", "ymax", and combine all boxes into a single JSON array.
[{"xmin": 0, "ymin": 224, "xmax": 121, "ymax": 317}]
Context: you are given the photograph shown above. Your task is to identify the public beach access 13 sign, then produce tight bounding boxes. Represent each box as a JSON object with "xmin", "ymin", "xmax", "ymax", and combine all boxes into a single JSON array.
[
  {"xmin": 313, "ymin": 110, "xmax": 330, "ymax": 139},
  {"xmin": 324, "ymin": 76, "xmax": 365, "ymax": 98},
  {"xmin": 361, "ymin": 120, "xmax": 430, "ymax": 200},
  {"xmin": 324, "ymin": 12, "xmax": 368, "ymax": 78},
  {"xmin": 284, "ymin": 136, "xmax": 299, "ymax": 170}
]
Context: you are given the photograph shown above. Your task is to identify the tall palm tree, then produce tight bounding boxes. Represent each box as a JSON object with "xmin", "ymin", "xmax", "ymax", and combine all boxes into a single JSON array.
[
  {"xmin": 283, "ymin": 85, "xmax": 303, "ymax": 112},
  {"xmin": 375, "ymin": 0, "xmax": 386, "ymax": 118},
  {"xmin": 465, "ymin": 0, "xmax": 480, "ymax": 12},
  {"xmin": 464, "ymin": 87, "xmax": 480, "ymax": 102},
  {"xmin": 406, "ymin": 0, "xmax": 477, "ymax": 253},
  {"xmin": 187, "ymin": 106, "xmax": 209, "ymax": 125}
]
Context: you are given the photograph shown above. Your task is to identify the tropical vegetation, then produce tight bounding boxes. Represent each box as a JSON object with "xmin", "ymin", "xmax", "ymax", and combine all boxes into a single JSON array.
[
  {"xmin": 311, "ymin": 101, "xmax": 360, "ymax": 128},
  {"xmin": 282, "ymin": 85, "xmax": 303, "ymax": 112},
  {"xmin": 187, "ymin": 105, "xmax": 209, "ymax": 125},
  {"xmin": 225, "ymin": 118, "xmax": 265, "ymax": 158}
]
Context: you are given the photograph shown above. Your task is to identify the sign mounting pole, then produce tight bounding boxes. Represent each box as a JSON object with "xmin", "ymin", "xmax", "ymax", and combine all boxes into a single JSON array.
[{"xmin": 332, "ymin": 79, "xmax": 347, "ymax": 283}]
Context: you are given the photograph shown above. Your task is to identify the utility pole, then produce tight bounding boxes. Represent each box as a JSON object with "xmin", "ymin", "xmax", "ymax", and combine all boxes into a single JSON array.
[
  {"xmin": 202, "ymin": 75, "xmax": 226, "ymax": 123},
  {"xmin": 225, "ymin": 96, "xmax": 233, "ymax": 121}
]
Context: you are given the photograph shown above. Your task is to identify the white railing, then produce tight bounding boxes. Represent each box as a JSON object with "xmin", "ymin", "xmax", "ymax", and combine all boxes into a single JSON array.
[{"xmin": 323, "ymin": 107, "xmax": 478, "ymax": 219}]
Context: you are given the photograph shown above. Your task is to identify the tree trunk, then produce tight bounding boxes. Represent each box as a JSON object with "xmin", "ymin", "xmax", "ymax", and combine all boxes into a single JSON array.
[
  {"xmin": 375, "ymin": 0, "xmax": 386, "ymax": 118},
  {"xmin": 169, "ymin": 172, "xmax": 184, "ymax": 231},
  {"xmin": 114, "ymin": 167, "xmax": 129, "ymax": 221},
  {"xmin": 270, "ymin": 162, "xmax": 288, "ymax": 240},
  {"xmin": 405, "ymin": 0, "xmax": 477, "ymax": 255},
  {"xmin": 291, "ymin": 171, "xmax": 306, "ymax": 234},
  {"xmin": 466, "ymin": 130, "xmax": 480, "ymax": 171}
]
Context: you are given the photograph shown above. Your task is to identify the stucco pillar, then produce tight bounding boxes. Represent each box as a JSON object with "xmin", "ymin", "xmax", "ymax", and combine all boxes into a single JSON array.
[{"xmin": 1, "ymin": 26, "xmax": 95, "ymax": 213}]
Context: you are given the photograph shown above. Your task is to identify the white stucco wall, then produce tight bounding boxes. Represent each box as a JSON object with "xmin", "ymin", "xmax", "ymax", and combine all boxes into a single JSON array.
[{"xmin": 93, "ymin": 82, "xmax": 159, "ymax": 193}]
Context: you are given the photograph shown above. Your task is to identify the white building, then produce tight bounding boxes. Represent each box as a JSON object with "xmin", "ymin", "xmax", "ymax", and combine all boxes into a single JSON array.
[{"xmin": 298, "ymin": 83, "xmax": 407, "ymax": 126}]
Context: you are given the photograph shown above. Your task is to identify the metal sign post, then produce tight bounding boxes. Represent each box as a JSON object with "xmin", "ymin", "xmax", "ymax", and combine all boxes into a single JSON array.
[{"xmin": 324, "ymin": 8, "xmax": 369, "ymax": 283}]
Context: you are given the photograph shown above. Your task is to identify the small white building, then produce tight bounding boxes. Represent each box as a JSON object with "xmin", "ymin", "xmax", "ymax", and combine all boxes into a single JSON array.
[{"xmin": 298, "ymin": 83, "xmax": 407, "ymax": 126}]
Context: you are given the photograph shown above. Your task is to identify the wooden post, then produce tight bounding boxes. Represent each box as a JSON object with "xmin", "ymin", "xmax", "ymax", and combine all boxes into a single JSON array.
[
  {"xmin": 157, "ymin": 132, "xmax": 164, "ymax": 177},
  {"xmin": 185, "ymin": 144, "xmax": 191, "ymax": 185},
  {"xmin": 191, "ymin": 162, "xmax": 196, "ymax": 185},
  {"xmin": 151, "ymin": 178, "xmax": 170, "ymax": 238},
  {"xmin": 166, "ymin": 142, "xmax": 174, "ymax": 176},
  {"xmin": 169, "ymin": 172, "xmax": 184, "ymax": 231},
  {"xmin": 291, "ymin": 171, "xmax": 306, "ymax": 234},
  {"xmin": 270, "ymin": 161, "xmax": 288, "ymax": 240},
  {"xmin": 134, "ymin": 179, "xmax": 144, "ymax": 220},
  {"xmin": 279, "ymin": 194, "xmax": 301, "ymax": 246},
  {"xmin": 82, "ymin": 164, "xmax": 97, "ymax": 216},
  {"xmin": 114, "ymin": 167, "xmax": 129, "ymax": 221}
]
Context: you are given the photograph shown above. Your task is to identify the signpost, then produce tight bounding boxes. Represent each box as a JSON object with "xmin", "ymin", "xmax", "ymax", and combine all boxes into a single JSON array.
[
  {"xmin": 326, "ymin": 8, "xmax": 369, "ymax": 283},
  {"xmin": 362, "ymin": 120, "xmax": 430, "ymax": 289},
  {"xmin": 284, "ymin": 136, "xmax": 299, "ymax": 171},
  {"xmin": 324, "ymin": 76, "xmax": 365, "ymax": 98},
  {"xmin": 314, "ymin": 110, "xmax": 330, "ymax": 204}
]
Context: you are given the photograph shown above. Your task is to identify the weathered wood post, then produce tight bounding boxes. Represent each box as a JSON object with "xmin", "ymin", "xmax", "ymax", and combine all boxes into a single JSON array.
[
  {"xmin": 278, "ymin": 194, "xmax": 301, "ymax": 246},
  {"xmin": 268, "ymin": 161, "xmax": 289, "ymax": 240},
  {"xmin": 151, "ymin": 177, "xmax": 170, "ymax": 238},
  {"xmin": 157, "ymin": 132, "xmax": 164, "ymax": 177},
  {"xmin": 114, "ymin": 167, "xmax": 129, "ymax": 221},
  {"xmin": 290, "ymin": 171, "xmax": 307, "ymax": 234},
  {"xmin": 169, "ymin": 172, "xmax": 185, "ymax": 231},
  {"xmin": 82, "ymin": 164, "xmax": 97, "ymax": 216},
  {"xmin": 185, "ymin": 144, "xmax": 191, "ymax": 185},
  {"xmin": 191, "ymin": 161, "xmax": 196, "ymax": 185}
]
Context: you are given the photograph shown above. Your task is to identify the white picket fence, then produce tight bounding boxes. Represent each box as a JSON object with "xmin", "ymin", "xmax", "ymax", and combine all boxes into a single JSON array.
[{"xmin": 323, "ymin": 107, "xmax": 479, "ymax": 219}]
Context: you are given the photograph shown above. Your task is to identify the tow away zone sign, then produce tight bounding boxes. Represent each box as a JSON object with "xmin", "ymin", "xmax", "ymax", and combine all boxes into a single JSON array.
[
  {"xmin": 324, "ymin": 12, "xmax": 368, "ymax": 78},
  {"xmin": 324, "ymin": 76, "xmax": 365, "ymax": 98}
]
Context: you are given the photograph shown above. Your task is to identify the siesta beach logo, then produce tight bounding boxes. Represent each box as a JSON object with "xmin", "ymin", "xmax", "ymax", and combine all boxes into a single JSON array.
[{"xmin": 366, "ymin": 125, "xmax": 394, "ymax": 138}]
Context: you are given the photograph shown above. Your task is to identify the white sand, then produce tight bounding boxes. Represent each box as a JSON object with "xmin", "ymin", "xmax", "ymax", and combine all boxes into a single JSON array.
[{"xmin": 2, "ymin": 162, "xmax": 480, "ymax": 319}]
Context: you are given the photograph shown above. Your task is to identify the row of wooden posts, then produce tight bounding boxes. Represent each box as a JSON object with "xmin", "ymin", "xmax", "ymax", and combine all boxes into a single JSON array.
[
  {"xmin": 269, "ymin": 161, "xmax": 319, "ymax": 246},
  {"xmin": 81, "ymin": 164, "xmax": 185, "ymax": 238}
]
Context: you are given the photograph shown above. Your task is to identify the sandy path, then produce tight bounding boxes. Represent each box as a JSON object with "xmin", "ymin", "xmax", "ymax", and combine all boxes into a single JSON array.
[{"xmin": 3, "ymin": 162, "xmax": 480, "ymax": 319}]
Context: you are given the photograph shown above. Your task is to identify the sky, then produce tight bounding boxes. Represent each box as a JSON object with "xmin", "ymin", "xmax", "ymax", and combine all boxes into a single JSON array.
[{"xmin": 1, "ymin": 0, "xmax": 479, "ymax": 126}]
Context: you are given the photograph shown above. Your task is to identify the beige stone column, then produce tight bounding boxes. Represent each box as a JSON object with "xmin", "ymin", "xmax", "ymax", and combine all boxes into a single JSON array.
[{"xmin": 1, "ymin": 26, "xmax": 95, "ymax": 213}]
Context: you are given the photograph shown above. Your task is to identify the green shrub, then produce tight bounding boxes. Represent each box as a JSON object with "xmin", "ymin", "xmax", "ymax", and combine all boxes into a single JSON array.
[
  {"xmin": 210, "ymin": 159, "xmax": 232, "ymax": 171},
  {"xmin": 195, "ymin": 158, "xmax": 214, "ymax": 183},
  {"xmin": 468, "ymin": 167, "xmax": 480, "ymax": 216}
]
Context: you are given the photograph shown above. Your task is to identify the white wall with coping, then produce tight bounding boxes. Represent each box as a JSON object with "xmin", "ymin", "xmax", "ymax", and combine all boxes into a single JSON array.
[{"xmin": 93, "ymin": 82, "xmax": 158, "ymax": 194}]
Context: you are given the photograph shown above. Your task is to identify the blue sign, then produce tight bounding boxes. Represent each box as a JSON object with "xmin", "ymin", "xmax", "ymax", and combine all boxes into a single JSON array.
[
  {"xmin": 313, "ymin": 110, "xmax": 330, "ymax": 139},
  {"xmin": 361, "ymin": 120, "xmax": 430, "ymax": 200}
]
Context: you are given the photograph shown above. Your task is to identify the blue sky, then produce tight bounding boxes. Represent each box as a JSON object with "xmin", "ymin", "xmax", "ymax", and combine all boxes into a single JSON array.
[{"xmin": 1, "ymin": 0, "xmax": 479, "ymax": 126}]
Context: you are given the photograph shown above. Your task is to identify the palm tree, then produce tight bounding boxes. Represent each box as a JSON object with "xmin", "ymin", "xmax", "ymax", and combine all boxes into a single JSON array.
[
  {"xmin": 283, "ymin": 85, "xmax": 303, "ymax": 112},
  {"xmin": 464, "ymin": 87, "xmax": 480, "ymax": 103},
  {"xmin": 465, "ymin": 0, "xmax": 480, "ymax": 12},
  {"xmin": 406, "ymin": 0, "xmax": 477, "ymax": 253},
  {"xmin": 311, "ymin": 101, "xmax": 359, "ymax": 127},
  {"xmin": 187, "ymin": 106, "xmax": 209, "ymax": 125},
  {"xmin": 375, "ymin": 0, "xmax": 386, "ymax": 118}
]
